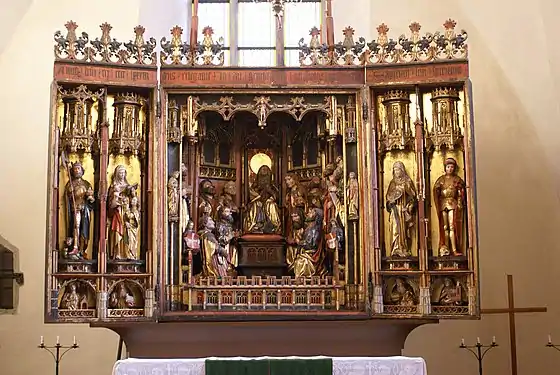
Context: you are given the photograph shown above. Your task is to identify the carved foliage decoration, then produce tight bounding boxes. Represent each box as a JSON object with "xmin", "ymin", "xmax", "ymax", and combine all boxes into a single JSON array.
[
  {"xmin": 160, "ymin": 26, "xmax": 224, "ymax": 67},
  {"xmin": 299, "ymin": 20, "xmax": 468, "ymax": 67},
  {"xmin": 54, "ymin": 21, "xmax": 156, "ymax": 65}
]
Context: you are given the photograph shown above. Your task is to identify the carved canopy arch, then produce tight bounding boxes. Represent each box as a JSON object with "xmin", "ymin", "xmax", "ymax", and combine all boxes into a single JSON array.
[{"xmin": 192, "ymin": 95, "xmax": 333, "ymax": 129}]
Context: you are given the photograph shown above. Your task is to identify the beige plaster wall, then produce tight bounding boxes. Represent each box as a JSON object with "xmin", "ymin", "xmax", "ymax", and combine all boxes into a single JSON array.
[{"xmin": 0, "ymin": 0, "xmax": 559, "ymax": 374}]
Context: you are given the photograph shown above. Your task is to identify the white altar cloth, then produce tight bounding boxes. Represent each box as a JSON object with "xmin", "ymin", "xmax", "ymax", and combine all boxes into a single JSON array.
[{"xmin": 113, "ymin": 356, "xmax": 427, "ymax": 375}]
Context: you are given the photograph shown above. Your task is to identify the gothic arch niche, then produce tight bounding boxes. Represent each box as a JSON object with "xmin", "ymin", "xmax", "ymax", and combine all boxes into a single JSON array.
[{"xmin": 57, "ymin": 279, "xmax": 97, "ymax": 319}]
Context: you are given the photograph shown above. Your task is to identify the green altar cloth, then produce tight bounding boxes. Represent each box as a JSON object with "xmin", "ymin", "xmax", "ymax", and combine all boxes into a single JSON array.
[{"xmin": 205, "ymin": 357, "xmax": 333, "ymax": 375}]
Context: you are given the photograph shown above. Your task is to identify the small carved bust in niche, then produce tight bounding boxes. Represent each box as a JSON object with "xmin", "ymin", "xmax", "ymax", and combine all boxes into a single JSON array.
[
  {"xmin": 389, "ymin": 278, "xmax": 417, "ymax": 306},
  {"xmin": 438, "ymin": 277, "xmax": 463, "ymax": 306},
  {"xmin": 60, "ymin": 282, "xmax": 88, "ymax": 310},
  {"xmin": 109, "ymin": 283, "xmax": 136, "ymax": 309}
]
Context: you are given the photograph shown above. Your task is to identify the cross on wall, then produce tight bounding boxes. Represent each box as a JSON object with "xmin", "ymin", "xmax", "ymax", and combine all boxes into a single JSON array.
[{"xmin": 480, "ymin": 274, "xmax": 547, "ymax": 375}]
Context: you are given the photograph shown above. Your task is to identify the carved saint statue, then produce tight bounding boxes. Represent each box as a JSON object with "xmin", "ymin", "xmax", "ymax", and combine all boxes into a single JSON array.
[
  {"xmin": 198, "ymin": 179, "xmax": 215, "ymax": 228},
  {"xmin": 285, "ymin": 173, "xmax": 307, "ymax": 238},
  {"xmin": 286, "ymin": 210, "xmax": 305, "ymax": 274},
  {"xmin": 433, "ymin": 157, "xmax": 466, "ymax": 256},
  {"xmin": 307, "ymin": 176, "xmax": 323, "ymax": 209},
  {"xmin": 109, "ymin": 283, "xmax": 135, "ymax": 309},
  {"xmin": 64, "ymin": 161, "xmax": 95, "ymax": 259},
  {"xmin": 243, "ymin": 165, "xmax": 281, "ymax": 234},
  {"xmin": 386, "ymin": 161, "xmax": 417, "ymax": 257},
  {"xmin": 323, "ymin": 163, "xmax": 345, "ymax": 228},
  {"xmin": 326, "ymin": 218, "xmax": 345, "ymax": 259},
  {"xmin": 107, "ymin": 165, "xmax": 139, "ymax": 260},
  {"xmin": 390, "ymin": 278, "xmax": 416, "ymax": 306},
  {"xmin": 215, "ymin": 206, "xmax": 239, "ymax": 276},
  {"xmin": 199, "ymin": 215, "xmax": 232, "ymax": 278},
  {"xmin": 216, "ymin": 181, "xmax": 239, "ymax": 228},
  {"xmin": 167, "ymin": 172, "xmax": 180, "ymax": 221},
  {"xmin": 347, "ymin": 172, "xmax": 359, "ymax": 220},
  {"xmin": 125, "ymin": 196, "xmax": 141, "ymax": 259},
  {"xmin": 438, "ymin": 277, "xmax": 462, "ymax": 305},
  {"xmin": 180, "ymin": 163, "xmax": 191, "ymax": 233},
  {"xmin": 183, "ymin": 220, "xmax": 200, "ymax": 252},
  {"xmin": 291, "ymin": 208, "xmax": 326, "ymax": 278}
]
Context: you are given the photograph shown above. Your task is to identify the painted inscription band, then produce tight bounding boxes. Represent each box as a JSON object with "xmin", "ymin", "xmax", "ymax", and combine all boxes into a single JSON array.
[
  {"xmin": 161, "ymin": 69, "xmax": 364, "ymax": 88},
  {"xmin": 160, "ymin": 63, "xmax": 468, "ymax": 88},
  {"xmin": 54, "ymin": 63, "xmax": 157, "ymax": 86},
  {"xmin": 366, "ymin": 62, "xmax": 469, "ymax": 85}
]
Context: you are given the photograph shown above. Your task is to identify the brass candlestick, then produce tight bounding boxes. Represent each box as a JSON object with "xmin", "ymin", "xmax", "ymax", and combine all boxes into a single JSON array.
[
  {"xmin": 546, "ymin": 335, "xmax": 560, "ymax": 352},
  {"xmin": 38, "ymin": 336, "xmax": 79, "ymax": 375},
  {"xmin": 459, "ymin": 337, "xmax": 498, "ymax": 375}
]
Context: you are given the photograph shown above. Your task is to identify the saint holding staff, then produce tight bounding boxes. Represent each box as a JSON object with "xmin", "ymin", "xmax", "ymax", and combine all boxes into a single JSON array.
[{"xmin": 61, "ymin": 152, "xmax": 95, "ymax": 260}]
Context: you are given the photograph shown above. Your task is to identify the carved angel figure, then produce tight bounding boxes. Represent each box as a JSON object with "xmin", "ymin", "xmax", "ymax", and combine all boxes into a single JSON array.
[{"xmin": 386, "ymin": 161, "xmax": 417, "ymax": 257}]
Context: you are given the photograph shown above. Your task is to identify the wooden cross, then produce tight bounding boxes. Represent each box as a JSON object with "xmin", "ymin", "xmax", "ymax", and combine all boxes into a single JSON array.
[{"xmin": 481, "ymin": 274, "xmax": 547, "ymax": 375}]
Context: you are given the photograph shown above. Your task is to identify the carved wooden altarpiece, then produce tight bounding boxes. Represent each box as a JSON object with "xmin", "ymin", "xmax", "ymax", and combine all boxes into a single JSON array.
[{"xmin": 44, "ymin": 15, "xmax": 479, "ymax": 358}]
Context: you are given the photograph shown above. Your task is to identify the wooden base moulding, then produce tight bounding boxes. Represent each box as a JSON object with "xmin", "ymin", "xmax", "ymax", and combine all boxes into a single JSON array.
[{"xmin": 92, "ymin": 317, "xmax": 435, "ymax": 358}]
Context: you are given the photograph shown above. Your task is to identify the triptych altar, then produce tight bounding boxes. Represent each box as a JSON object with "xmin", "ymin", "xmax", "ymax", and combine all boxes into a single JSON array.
[{"xmin": 44, "ymin": 14, "xmax": 479, "ymax": 357}]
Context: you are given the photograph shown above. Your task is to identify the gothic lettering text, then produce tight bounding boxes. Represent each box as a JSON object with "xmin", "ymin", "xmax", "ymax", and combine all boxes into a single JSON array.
[{"xmin": 54, "ymin": 64, "xmax": 157, "ymax": 86}]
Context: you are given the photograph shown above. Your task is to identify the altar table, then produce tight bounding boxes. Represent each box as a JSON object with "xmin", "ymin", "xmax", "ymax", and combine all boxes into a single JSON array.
[{"xmin": 112, "ymin": 356, "xmax": 427, "ymax": 375}]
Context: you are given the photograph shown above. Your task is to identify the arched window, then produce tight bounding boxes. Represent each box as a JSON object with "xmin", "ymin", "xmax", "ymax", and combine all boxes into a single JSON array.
[{"xmin": 193, "ymin": 0, "xmax": 324, "ymax": 66}]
